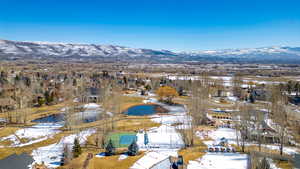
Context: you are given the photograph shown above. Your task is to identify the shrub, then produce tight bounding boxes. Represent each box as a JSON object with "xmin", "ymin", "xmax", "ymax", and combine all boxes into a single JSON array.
[
  {"xmin": 128, "ymin": 140, "xmax": 139, "ymax": 156},
  {"xmin": 72, "ymin": 138, "xmax": 82, "ymax": 158},
  {"xmin": 105, "ymin": 139, "xmax": 116, "ymax": 156}
]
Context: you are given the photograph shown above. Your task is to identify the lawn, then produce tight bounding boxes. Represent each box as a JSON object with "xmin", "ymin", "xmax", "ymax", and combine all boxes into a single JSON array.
[
  {"xmin": 87, "ymin": 152, "xmax": 145, "ymax": 169},
  {"xmin": 178, "ymin": 131, "xmax": 208, "ymax": 165}
]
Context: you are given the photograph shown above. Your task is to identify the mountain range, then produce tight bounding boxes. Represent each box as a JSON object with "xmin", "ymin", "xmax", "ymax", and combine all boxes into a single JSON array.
[{"xmin": 1, "ymin": 39, "xmax": 300, "ymax": 63}]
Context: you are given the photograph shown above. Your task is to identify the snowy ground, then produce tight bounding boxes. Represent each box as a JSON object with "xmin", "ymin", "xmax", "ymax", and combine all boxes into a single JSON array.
[
  {"xmin": 188, "ymin": 127, "xmax": 248, "ymax": 169},
  {"xmin": 0, "ymin": 123, "xmax": 62, "ymax": 147},
  {"xmin": 30, "ymin": 128, "xmax": 96, "ymax": 169},
  {"xmin": 0, "ymin": 103, "xmax": 102, "ymax": 148},
  {"xmin": 131, "ymin": 150, "xmax": 177, "ymax": 169},
  {"xmin": 131, "ymin": 97, "xmax": 187, "ymax": 169},
  {"xmin": 136, "ymin": 124, "xmax": 184, "ymax": 149},
  {"xmin": 28, "ymin": 103, "xmax": 102, "ymax": 168},
  {"xmin": 190, "ymin": 126, "xmax": 299, "ymax": 169},
  {"xmin": 0, "ymin": 103, "xmax": 103, "ymax": 169},
  {"xmin": 205, "ymin": 127, "xmax": 238, "ymax": 145},
  {"xmin": 188, "ymin": 152, "xmax": 248, "ymax": 169},
  {"xmin": 203, "ymin": 127, "xmax": 299, "ymax": 155}
]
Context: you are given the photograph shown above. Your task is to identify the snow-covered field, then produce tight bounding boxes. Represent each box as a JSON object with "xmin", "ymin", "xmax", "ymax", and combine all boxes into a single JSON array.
[
  {"xmin": 136, "ymin": 124, "xmax": 184, "ymax": 149},
  {"xmin": 131, "ymin": 150, "xmax": 177, "ymax": 169},
  {"xmin": 188, "ymin": 127, "xmax": 248, "ymax": 169},
  {"xmin": 188, "ymin": 152, "xmax": 248, "ymax": 169},
  {"xmin": 30, "ymin": 128, "xmax": 96, "ymax": 168},
  {"xmin": 131, "ymin": 97, "xmax": 187, "ymax": 169},
  {"xmin": 0, "ymin": 123, "xmax": 62, "ymax": 147},
  {"xmin": 0, "ymin": 103, "xmax": 102, "ymax": 148},
  {"xmin": 0, "ymin": 103, "xmax": 103, "ymax": 169},
  {"xmin": 205, "ymin": 127, "xmax": 238, "ymax": 145}
]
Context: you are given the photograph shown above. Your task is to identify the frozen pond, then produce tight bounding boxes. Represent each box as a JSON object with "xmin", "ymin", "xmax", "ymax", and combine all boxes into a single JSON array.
[
  {"xmin": 31, "ymin": 113, "xmax": 101, "ymax": 123},
  {"xmin": 32, "ymin": 103, "xmax": 103, "ymax": 124}
]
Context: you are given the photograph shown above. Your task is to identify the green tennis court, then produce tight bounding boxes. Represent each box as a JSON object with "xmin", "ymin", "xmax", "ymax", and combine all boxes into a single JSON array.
[{"xmin": 107, "ymin": 132, "xmax": 137, "ymax": 148}]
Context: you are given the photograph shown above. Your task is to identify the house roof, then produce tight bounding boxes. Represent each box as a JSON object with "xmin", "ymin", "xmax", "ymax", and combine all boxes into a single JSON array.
[{"xmin": 0, "ymin": 153, "xmax": 33, "ymax": 169}]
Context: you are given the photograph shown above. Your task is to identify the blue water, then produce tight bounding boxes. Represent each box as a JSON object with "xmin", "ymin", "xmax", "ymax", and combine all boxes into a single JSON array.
[
  {"xmin": 32, "ymin": 114, "xmax": 65, "ymax": 123},
  {"xmin": 124, "ymin": 104, "xmax": 158, "ymax": 116},
  {"xmin": 31, "ymin": 113, "xmax": 99, "ymax": 123}
]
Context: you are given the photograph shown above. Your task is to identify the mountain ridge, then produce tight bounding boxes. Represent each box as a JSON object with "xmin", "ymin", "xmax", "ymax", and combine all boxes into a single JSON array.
[{"xmin": 1, "ymin": 39, "xmax": 300, "ymax": 63}]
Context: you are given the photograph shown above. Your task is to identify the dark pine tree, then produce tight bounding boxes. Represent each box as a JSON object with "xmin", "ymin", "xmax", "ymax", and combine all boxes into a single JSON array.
[
  {"xmin": 249, "ymin": 93, "xmax": 255, "ymax": 103},
  {"xmin": 178, "ymin": 86, "xmax": 184, "ymax": 96},
  {"xmin": 44, "ymin": 90, "xmax": 54, "ymax": 104},
  {"xmin": 72, "ymin": 138, "xmax": 82, "ymax": 158},
  {"xmin": 128, "ymin": 140, "xmax": 139, "ymax": 156},
  {"xmin": 256, "ymin": 157, "xmax": 270, "ymax": 169},
  {"xmin": 105, "ymin": 139, "xmax": 116, "ymax": 156}
]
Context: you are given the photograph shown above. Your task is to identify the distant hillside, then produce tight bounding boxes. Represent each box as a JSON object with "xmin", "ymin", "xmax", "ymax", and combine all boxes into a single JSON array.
[{"xmin": 1, "ymin": 39, "xmax": 300, "ymax": 63}]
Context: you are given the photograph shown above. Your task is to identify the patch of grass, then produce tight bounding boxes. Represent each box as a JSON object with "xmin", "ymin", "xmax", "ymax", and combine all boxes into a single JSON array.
[
  {"xmin": 178, "ymin": 146, "xmax": 206, "ymax": 165},
  {"xmin": 59, "ymin": 147, "xmax": 145, "ymax": 169},
  {"xmin": 178, "ymin": 130, "xmax": 208, "ymax": 165},
  {"xmin": 0, "ymin": 139, "xmax": 13, "ymax": 147},
  {"xmin": 275, "ymin": 160, "xmax": 294, "ymax": 169},
  {"xmin": 88, "ymin": 151, "xmax": 145, "ymax": 169},
  {"xmin": 116, "ymin": 116, "xmax": 160, "ymax": 131},
  {"xmin": 58, "ymin": 152, "xmax": 89, "ymax": 169},
  {"xmin": 119, "ymin": 96, "xmax": 145, "ymax": 112},
  {"xmin": 0, "ymin": 127, "xmax": 18, "ymax": 138},
  {"xmin": 240, "ymin": 145, "xmax": 285, "ymax": 155}
]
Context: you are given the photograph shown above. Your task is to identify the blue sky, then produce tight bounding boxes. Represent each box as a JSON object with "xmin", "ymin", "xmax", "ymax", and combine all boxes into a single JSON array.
[{"xmin": 0, "ymin": 0, "xmax": 299, "ymax": 51}]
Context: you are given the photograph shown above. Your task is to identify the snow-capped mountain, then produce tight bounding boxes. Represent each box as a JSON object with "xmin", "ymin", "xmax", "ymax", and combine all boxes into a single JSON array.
[
  {"xmin": 0, "ymin": 39, "xmax": 176, "ymax": 61},
  {"xmin": 181, "ymin": 46, "xmax": 300, "ymax": 58},
  {"xmin": 180, "ymin": 46, "xmax": 300, "ymax": 63},
  {"xmin": 1, "ymin": 39, "xmax": 300, "ymax": 63}
]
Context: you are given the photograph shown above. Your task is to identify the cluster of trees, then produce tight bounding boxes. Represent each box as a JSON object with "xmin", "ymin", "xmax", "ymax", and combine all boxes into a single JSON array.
[
  {"xmin": 176, "ymin": 74, "xmax": 213, "ymax": 147},
  {"xmin": 233, "ymin": 83, "xmax": 293, "ymax": 156},
  {"xmin": 62, "ymin": 137, "xmax": 82, "ymax": 165},
  {"xmin": 105, "ymin": 139, "xmax": 139, "ymax": 156},
  {"xmin": 285, "ymin": 80, "xmax": 300, "ymax": 96}
]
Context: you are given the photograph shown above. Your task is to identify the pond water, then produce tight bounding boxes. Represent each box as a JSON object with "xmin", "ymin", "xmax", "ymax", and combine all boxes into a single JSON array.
[
  {"xmin": 123, "ymin": 104, "xmax": 167, "ymax": 116},
  {"xmin": 32, "ymin": 114, "xmax": 64, "ymax": 123},
  {"xmin": 31, "ymin": 113, "xmax": 100, "ymax": 123}
]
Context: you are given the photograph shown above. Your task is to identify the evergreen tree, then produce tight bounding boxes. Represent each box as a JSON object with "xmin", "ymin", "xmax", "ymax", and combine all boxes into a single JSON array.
[
  {"xmin": 37, "ymin": 97, "xmax": 45, "ymax": 107},
  {"xmin": 105, "ymin": 139, "xmax": 115, "ymax": 156},
  {"xmin": 249, "ymin": 93, "xmax": 255, "ymax": 103},
  {"xmin": 15, "ymin": 75, "xmax": 20, "ymax": 82},
  {"xmin": 128, "ymin": 140, "xmax": 139, "ymax": 156},
  {"xmin": 44, "ymin": 90, "xmax": 54, "ymax": 104},
  {"xmin": 145, "ymin": 84, "xmax": 152, "ymax": 91},
  {"xmin": 256, "ymin": 157, "xmax": 270, "ymax": 169},
  {"xmin": 178, "ymin": 86, "xmax": 184, "ymax": 96},
  {"xmin": 73, "ymin": 79, "xmax": 77, "ymax": 86},
  {"xmin": 72, "ymin": 138, "xmax": 82, "ymax": 158}
]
